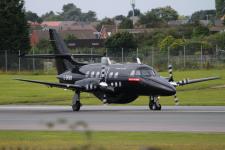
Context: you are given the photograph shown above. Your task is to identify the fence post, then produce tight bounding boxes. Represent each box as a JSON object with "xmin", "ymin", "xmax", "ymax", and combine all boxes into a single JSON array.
[
  {"xmin": 122, "ymin": 48, "xmax": 124, "ymax": 63},
  {"xmin": 106, "ymin": 48, "xmax": 108, "ymax": 57},
  {"xmin": 200, "ymin": 44, "xmax": 203, "ymax": 69},
  {"xmin": 216, "ymin": 44, "xmax": 218, "ymax": 65},
  {"xmin": 5, "ymin": 50, "xmax": 8, "ymax": 72},
  {"xmin": 91, "ymin": 48, "xmax": 93, "ymax": 62},
  {"xmin": 183, "ymin": 45, "xmax": 186, "ymax": 68},
  {"xmin": 136, "ymin": 48, "xmax": 139, "ymax": 58},
  {"xmin": 152, "ymin": 47, "xmax": 154, "ymax": 67},
  {"xmin": 32, "ymin": 48, "xmax": 35, "ymax": 72},
  {"xmin": 18, "ymin": 50, "xmax": 21, "ymax": 72},
  {"xmin": 168, "ymin": 47, "xmax": 170, "ymax": 66}
]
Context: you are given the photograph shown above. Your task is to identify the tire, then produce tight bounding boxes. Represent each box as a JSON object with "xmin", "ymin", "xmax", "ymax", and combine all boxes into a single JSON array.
[
  {"xmin": 72, "ymin": 102, "xmax": 81, "ymax": 112},
  {"xmin": 149, "ymin": 103, "xmax": 161, "ymax": 111}
]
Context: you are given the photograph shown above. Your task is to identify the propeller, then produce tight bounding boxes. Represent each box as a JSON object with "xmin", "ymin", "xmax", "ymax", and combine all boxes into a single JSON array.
[{"xmin": 168, "ymin": 65, "xmax": 180, "ymax": 106}]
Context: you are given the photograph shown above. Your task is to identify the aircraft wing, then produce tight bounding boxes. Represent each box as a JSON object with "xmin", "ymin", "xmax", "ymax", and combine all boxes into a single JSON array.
[
  {"xmin": 15, "ymin": 79, "xmax": 82, "ymax": 90},
  {"xmin": 176, "ymin": 77, "xmax": 220, "ymax": 86}
]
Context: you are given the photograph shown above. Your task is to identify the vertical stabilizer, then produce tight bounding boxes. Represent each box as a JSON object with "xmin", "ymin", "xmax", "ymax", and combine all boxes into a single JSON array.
[{"xmin": 49, "ymin": 29, "xmax": 72, "ymax": 75}]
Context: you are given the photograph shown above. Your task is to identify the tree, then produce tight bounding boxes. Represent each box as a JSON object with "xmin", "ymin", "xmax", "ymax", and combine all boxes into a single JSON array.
[
  {"xmin": 96, "ymin": 17, "xmax": 115, "ymax": 31},
  {"xmin": 204, "ymin": 32, "xmax": 225, "ymax": 49},
  {"xmin": 41, "ymin": 11, "xmax": 62, "ymax": 21},
  {"xmin": 191, "ymin": 10, "xmax": 216, "ymax": 22},
  {"xmin": 105, "ymin": 32, "xmax": 137, "ymax": 49},
  {"xmin": 215, "ymin": 0, "xmax": 225, "ymax": 17},
  {"xmin": 60, "ymin": 3, "xmax": 82, "ymax": 21},
  {"xmin": 119, "ymin": 18, "xmax": 133, "ymax": 29},
  {"xmin": 139, "ymin": 11, "xmax": 163, "ymax": 28},
  {"xmin": 159, "ymin": 36, "xmax": 175, "ymax": 51},
  {"xmin": 41, "ymin": 4, "xmax": 97, "ymax": 22},
  {"xmin": 159, "ymin": 36, "xmax": 186, "ymax": 55},
  {"xmin": 60, "ymin": 3, "xmax": 97, "ymax": 22},
  {"xmin": 0, "ymin": 0, "xmax": 30, "ymax": 53},
  {"xmin": 192, "ymin": 25, "xmax": 209, "ymax": 37},
  {"xmin": 25, "ymin": 11, "xmax": 42, "ymax": 23},
  {"xmin": 139, "ymin": 6, "xmax": 178, "ymax": 28},
  {"xmin": 114, "ymin": 15, "xmax": 126, "ymax": 21},
  {"xmin": 81, "ymin": 11, "xmax": 97, "ymax": 22},
  {"xmin": 127, "ymin": 9, "xmax": 141, "ymax": 17},
  {"xmin": 151, "ymin": 6, "xmax": 179, "ymax": 21}
]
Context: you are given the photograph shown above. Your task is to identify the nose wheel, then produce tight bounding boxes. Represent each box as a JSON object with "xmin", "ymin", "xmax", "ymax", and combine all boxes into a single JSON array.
[
  {"xmin": 72, "ymin": 91, "xmax": 82, "ymax": 112},
  {"xmin": 149, "ymin": 96, "xmax": 161, "ymax": 111}
]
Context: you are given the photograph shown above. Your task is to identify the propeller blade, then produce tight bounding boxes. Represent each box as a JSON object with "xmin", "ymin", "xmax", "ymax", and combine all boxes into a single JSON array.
[
  {"xmin": 174, "ymin": 94, "xmax": 179, "ymax": 106},
  {"xmin": 168, "ymin": 65, "xmax": 174, "ymax": 82}
]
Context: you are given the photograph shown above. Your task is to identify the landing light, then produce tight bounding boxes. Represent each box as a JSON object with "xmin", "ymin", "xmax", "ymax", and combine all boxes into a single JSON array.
[{"xmin": 128, "ymin": 78, "xmax": 142, "ymax": 82}]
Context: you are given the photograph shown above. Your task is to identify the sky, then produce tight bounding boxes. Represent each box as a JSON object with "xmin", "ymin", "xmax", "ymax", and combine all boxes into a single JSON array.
[{"xmin": 25, "ymin": 0, "xmax": 216, "ymax": 19}]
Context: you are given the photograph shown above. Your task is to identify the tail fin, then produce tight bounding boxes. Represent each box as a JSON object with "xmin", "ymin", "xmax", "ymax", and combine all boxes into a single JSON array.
[{"xmin": 49, "ymin": 29, "xmax": 73, "ymax": 75}]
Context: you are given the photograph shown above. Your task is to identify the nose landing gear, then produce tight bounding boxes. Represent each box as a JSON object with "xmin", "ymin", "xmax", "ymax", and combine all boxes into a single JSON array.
[{"xmin": 149, "ymin": 96, "xmax": 161, "ymax": 111}]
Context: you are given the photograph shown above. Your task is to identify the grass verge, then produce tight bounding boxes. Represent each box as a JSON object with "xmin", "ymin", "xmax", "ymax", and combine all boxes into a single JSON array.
[
  {"xmin": 0, "ymin": 131, "xmax": 225, "ymax": 150},
  {"xmin": 0, "ymin": 69, "xmax": 224, "ymax": 106}
]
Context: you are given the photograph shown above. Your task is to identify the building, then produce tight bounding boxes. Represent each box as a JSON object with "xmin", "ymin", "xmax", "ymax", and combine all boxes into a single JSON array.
[
  {"xmin": 168, "ymin": 20, "xmax": 189, "ymax": 26},
  {"xmin": 30, "ymin": 21, "xmax": 99, "ymax": 47},
  {"xmin": 99, "ymin": 25, "xmax": 117, "ymax": 39}
]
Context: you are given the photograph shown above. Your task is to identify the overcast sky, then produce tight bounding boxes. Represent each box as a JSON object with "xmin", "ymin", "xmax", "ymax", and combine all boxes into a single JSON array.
[{"xmin": 25, "ymin": 0, "xmax": 215, "ymax": 19}]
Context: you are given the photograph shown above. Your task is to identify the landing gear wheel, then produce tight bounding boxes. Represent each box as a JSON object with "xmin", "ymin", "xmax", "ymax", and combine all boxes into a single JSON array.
[
  {"xmin": 149, "ymin": 96, "xmax": 162, "ymax": 111},
  {"xmin": 149, "ymin": 103, "xmax": 161, "ymax": 111},
  {"xmin": 72, "ymin": 102, "xmax": 81, "ymax": 112},
  {"xmin": 72, "ymin": 91, "xmax": 82, "ymax": 112}
]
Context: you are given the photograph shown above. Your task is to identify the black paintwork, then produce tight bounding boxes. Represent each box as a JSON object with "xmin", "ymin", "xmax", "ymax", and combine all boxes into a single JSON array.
[{"xmin": 16, "ymin": 29, "xmax": 219, "ymax": 105}]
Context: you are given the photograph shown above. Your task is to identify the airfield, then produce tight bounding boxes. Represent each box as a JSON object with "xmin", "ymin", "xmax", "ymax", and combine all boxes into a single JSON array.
[{"xmin": 0, "ymin": 105, "xmax": 225, "ymax": 132}]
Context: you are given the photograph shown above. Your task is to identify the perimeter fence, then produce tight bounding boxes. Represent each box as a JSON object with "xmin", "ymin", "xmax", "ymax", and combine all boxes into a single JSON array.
[{"xmin": 1, "ymin": 45, "xmax": 225, "ymax": 73}]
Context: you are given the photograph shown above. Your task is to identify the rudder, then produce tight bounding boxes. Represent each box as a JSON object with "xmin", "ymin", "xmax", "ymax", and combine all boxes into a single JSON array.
[{"xmin": 49, "ymin": 29, "xmax": 72, "ymax": 75}]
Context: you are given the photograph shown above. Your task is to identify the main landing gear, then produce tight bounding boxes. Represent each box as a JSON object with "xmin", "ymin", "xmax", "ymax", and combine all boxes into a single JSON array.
[
  {"xmin": 72, "ymin": 91, "xmax": 82, "ymax": 112},
  {"xmin": 149, "ymin": 96, "xmax": 161, "ymax": 111}
]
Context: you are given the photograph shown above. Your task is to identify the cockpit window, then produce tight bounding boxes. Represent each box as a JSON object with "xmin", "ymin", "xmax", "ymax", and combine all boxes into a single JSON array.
[
  {"xmin": 135, "ymin": 70, "xmax": 141, "ymax": 76},
  {"xmin": 141, "ymin": 69, "xmax": 155, "ymax": 77},
  {"xmin": 137, "ymin": 68, "xmax": 156, "ymax": 77}
]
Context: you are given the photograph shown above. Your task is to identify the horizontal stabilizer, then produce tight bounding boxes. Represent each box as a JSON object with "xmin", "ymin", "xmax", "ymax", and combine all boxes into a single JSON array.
[
  {"xmin": 15, "ymin": 78, "xmax": 82, "ymax": 90},
  {"xmin": 20, "ymin": 54, "xmax": 103, "ymax": 59}
]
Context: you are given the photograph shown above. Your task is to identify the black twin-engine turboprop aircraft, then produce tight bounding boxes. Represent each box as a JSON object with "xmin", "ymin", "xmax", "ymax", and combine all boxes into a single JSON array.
[{"xmin": 16, "ymin": 29, "xmax": 219, "ymax": 111}]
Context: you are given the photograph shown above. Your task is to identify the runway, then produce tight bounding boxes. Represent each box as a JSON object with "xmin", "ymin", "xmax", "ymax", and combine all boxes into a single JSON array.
[{"xmin": 0, "ymin": 105, "xmax": 225, "ymax": 132}]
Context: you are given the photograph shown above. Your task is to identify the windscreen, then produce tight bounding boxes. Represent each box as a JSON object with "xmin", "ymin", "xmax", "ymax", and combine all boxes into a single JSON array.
[{"xmin": 132, "ymin": 68, "xmax": 156, "ymax": 78}]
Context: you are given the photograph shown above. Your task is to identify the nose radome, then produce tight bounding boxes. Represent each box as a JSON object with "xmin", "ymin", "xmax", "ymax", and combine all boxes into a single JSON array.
[
  {"xmin": 152, "ymin": 77, "xmax": 176, "ymax": 96},
  {"xmin": 165, "ymin": 84, "xmax": 176, "ymax": 95}
]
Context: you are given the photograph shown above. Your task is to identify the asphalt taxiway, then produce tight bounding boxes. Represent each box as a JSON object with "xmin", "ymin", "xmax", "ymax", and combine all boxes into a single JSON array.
[{"xmin": 0, "ymin": 105, "xmax": 225, "ymax": 132}]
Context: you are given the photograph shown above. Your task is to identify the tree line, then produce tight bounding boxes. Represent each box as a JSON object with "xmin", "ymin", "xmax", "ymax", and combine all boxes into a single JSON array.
[{"xmin": 0, "ymin": 0, "xmax": 224, "ymax": 54}]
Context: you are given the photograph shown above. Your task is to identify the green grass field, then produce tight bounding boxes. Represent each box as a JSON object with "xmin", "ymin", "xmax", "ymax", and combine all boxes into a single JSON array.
[
  {"xmin": 0, "ymin": 131, "xmax": 224, "ymax": 150},
  {"xmin": 0, "ymin": 69, "xmax": 225, "ymax": 106}
]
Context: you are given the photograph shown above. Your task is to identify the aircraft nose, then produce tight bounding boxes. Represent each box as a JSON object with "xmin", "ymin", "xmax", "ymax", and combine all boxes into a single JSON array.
[
  {"xmin": 143, "ymin": 77, "xmax": 176, "ymax": 96},
  {"xmin": 161, "ymin": 83, "xmax": 176, "ymax": 96}
]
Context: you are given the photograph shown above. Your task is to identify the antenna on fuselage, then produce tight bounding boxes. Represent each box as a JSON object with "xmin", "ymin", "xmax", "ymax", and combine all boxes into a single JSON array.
[
  {"xmin": 101, "ymin": 57, "xmax": 112, "ymax": 65},
  {"xmin": 137, "ymin": 58, "xmax": 141, "ymax": 64}
]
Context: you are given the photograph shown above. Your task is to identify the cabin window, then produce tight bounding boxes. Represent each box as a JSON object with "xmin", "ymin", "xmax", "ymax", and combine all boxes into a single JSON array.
[
  {"xmin": 135, "ymin": 70, "xmax": 141, "ymax": 76},
  {"xmin": 96, "ymin": 72, "xmax": 100, "ymax": 78},
  {"xmin": 85, "ymin": 71, "xmax": 90, "ymax": 78},
  {"xmin": 91, "ymin": 71, "xmax": 95, "ymax": 78},
  {"xmin": 130, "ymin": 70, "xmax": 135, "ymax": 76},
  {"xmin": 109, "ymin": 72, "xmax": 114, "ymax": 78},
  {"xmin": 114, "ymin": 72, "xmax": 119, "ymax": 78}
]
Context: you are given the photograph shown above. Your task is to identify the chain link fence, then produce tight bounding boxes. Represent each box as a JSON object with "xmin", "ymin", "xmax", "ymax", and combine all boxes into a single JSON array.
[{"xmin": 1, "ymin": 46, "xmax": 225, "ymax": 73}]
